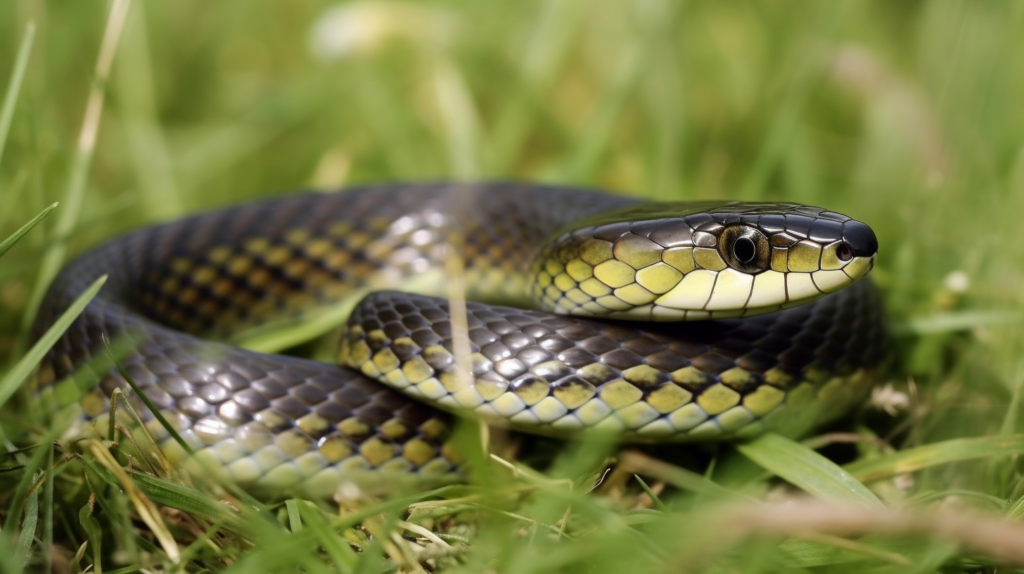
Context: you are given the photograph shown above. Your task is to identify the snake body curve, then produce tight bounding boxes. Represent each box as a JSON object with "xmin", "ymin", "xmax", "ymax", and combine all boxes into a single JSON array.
[{"xmin": 35, "ymin": 184, "xmax": 888, "ymax": 496}]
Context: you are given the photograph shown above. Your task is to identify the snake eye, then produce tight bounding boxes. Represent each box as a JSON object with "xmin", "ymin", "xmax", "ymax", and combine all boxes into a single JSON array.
[
  {"xmin": 734, "ymin": 236, "xmax": 756, "ymax": 263},
  {"xmin": 719, "ymin": 225, "xmax": 770, "ymax": 273}
]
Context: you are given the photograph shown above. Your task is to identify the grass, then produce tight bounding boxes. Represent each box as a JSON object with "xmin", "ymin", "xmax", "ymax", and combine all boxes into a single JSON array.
[{"xmin": 3, "ymin": 0, "xmax": 1024, "ymax": 572}]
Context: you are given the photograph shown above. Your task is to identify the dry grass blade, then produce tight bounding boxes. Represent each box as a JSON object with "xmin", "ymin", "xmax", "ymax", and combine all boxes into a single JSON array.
[
  {"xmin": 675, "ymin": 498, "xmax": 1024, "ymax": 569},
  {"xmin": 87, "ymin": 440, "xmax": 181, "ymax": 563},
  {"xmin": 617, "ymin": 450, "xmax": 740, "ymax": 501}
]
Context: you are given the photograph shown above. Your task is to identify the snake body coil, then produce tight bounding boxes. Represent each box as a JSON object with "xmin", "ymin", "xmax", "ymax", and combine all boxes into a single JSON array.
[{"xmin": 35, "ymin": 184, "xmax": 887, "ymax": 496}]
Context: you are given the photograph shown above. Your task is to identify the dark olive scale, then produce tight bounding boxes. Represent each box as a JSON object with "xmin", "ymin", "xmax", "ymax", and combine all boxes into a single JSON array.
[
  {"xmin": 782, "ymin": 215, "xmax": 815, "ymax": 238},
  {"xmin": 692, "ymin": 231, "xmax": 717, "ymax": 248},
  {"xmin": 592, "ymin": 222, "xmax": 633, "ymax": 243},
  {"xmin": 648, "ymin": 220, "xmax": 692, "ymax": 247},
  {"xmin": 757, "ymin": 214, "xmax": 788, "ymax": 234},
  {"xmin": 35, "ymin": 184, "xmax": 886, "ymax": 493},
  {"xmin": 627, "ymin": 219, "xmax": 668, "ymax": 237},
  {"xmin": 808, "ymin": 218, "xmax": 845, "ymax": 243},
  {"xmin": 771, "ymin": 233, "xmax": 799, "ymax": 247}
]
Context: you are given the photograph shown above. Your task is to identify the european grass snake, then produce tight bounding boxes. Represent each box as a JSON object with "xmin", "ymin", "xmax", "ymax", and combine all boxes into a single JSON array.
[{"xmin": 34, "ymin": 184, "xmax": 887, "ymax": 497}]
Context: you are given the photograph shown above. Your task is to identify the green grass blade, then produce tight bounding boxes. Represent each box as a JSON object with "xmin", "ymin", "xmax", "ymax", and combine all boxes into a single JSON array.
[
  {"xmin": 15, "ymin": 486, "xmax": 38, "ymax": 570},
  {"xmin": 0, "ymin": 22, "xmax": 34, "ymax": 173},
  {"xmin": 79, "ymin": 502, "xmax": 103, "ymax": 571},
  {"xmin": 285, "ymin": 499, "xmax": 302, "ymax": 532},
  {"xmin": 297, "ymin": 503, "xmax": 361, "ymax": 571},
  {"xmin": 0, "ymin": 202, "xmax": 57, "ymax": 259},
  {"xmin": 43, "ymin": 441, "xmax": 55, "ymax": 574},
  {"xmin": 0, "ymin": 531, "xmax": 22, "ymax": 574},
  {"xmin": 106, "ymin": 337, "xmax": 194, "ymax": 456},
  {"xmin": 1, "ymin": 425, "xmax": 64, "ymax": 536},
  {"xmin": 20, "ymin": 0, "xmax": 130, "ymax": 335},
  {"xmin": 1006, "ymin": 495, "xmax": 1024, "ymax": 519},
  {"xmin": 844, "ymin": 434, "xmax": 1024, "ymax": 483},
  {"xmin": 735, "ymin": 433, "xmax": 883, "ymax": 508},
  {"xmin": 485, "ymin": 0, "xmax": 588, "ymax": 174},
  {"xmin": 737, "ymin": 4, "xmax": 845, "ymax": 200},
  {"xmin": 893, "ymin": 310, "xmax": 1021, "ymax": 335},
  {"xmin": 115, "ymin": 1, "xmax": 181, "ymax": 220},
  {"xmin": 633, "ymin": 475, "xmax": 667, "ymax": 512},
  {"xmin": 433, "ymin": 62, "xmax": 480, "ymax": 180},
  {"xmin": 0, "ymin": 274, "xmax": 106, "ymax": 409},
  {"xmin": 554, "ymin": 44, "xmax": 644, "ymax": 181}
]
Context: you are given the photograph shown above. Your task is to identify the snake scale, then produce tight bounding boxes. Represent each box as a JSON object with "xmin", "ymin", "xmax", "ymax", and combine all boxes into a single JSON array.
[{"xmin": 34, "ymin": 184, "xmax": 888, "ymax": 497}]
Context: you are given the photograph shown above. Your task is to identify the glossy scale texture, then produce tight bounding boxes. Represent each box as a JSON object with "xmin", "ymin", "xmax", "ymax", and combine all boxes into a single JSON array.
[{"xmin": 34, "ymin": 184, "xmax": 888, "ymax": 496}]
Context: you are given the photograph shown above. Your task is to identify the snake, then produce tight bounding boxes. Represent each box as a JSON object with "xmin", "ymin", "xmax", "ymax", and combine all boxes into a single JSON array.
[{"xmin": 34, "ymin": 183, "xmax": 888, "ymax": 497}]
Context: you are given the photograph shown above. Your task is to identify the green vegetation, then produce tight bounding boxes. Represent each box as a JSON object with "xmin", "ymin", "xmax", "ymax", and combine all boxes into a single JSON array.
[{"xmin": 3, "ymin": 1, "xmax": 1024, "ymax": 571}]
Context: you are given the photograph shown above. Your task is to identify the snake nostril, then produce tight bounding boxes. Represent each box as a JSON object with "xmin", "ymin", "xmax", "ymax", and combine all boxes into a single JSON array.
[{"xmin": 836, "ymin": 242, "xmax": 853, "ymax": 262}]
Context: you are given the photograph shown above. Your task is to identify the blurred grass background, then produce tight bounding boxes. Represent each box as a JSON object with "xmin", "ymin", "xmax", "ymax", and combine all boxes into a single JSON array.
[{"xmin": 3, "ymin": 0, "xmax": 1024, "ymax": 572}]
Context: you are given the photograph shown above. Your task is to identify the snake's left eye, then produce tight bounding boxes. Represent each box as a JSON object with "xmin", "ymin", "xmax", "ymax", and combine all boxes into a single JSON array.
[{"xmin": 719, "ymin": 225, "xmax": 770, "ymax": 273}]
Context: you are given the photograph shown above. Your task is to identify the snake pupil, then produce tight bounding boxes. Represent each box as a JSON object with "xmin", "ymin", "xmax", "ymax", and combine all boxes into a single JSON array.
[
  {"xmin": 836, "ymin": 242, "xmax": 854, "ymax": 262},
  {"xmin": 734, "ymin": 236, "xmax": 756, "ymax": 263}
]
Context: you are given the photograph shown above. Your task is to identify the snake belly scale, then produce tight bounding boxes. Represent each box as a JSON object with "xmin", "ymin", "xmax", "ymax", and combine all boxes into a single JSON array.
[{"xmin": 35, "ymin": 184, "xmax": 888, "ymax": 496}]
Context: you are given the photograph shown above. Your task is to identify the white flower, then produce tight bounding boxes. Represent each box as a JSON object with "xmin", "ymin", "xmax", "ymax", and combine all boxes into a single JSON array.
[
  {"xmin": 871, "ymin": 384, "xmax": 910, "ymax": 416},
  {"xmin": 943, "ymin": 270, "xmax": 969, "ymax": 294},
  {"xmin": 309, "ymin": 2, "xmax": 457, "ymax": 60}
]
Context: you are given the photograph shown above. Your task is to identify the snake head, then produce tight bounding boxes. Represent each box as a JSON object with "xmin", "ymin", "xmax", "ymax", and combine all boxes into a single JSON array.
[{"xmin": 531, "ymin": 202, "xmax": 878, "ymax": 321}]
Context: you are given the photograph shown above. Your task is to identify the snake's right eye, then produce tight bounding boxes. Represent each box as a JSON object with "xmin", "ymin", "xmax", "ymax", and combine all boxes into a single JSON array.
[{"xmin": 719, "ymin": 225, "xmax": 770, "ymax": 273}]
